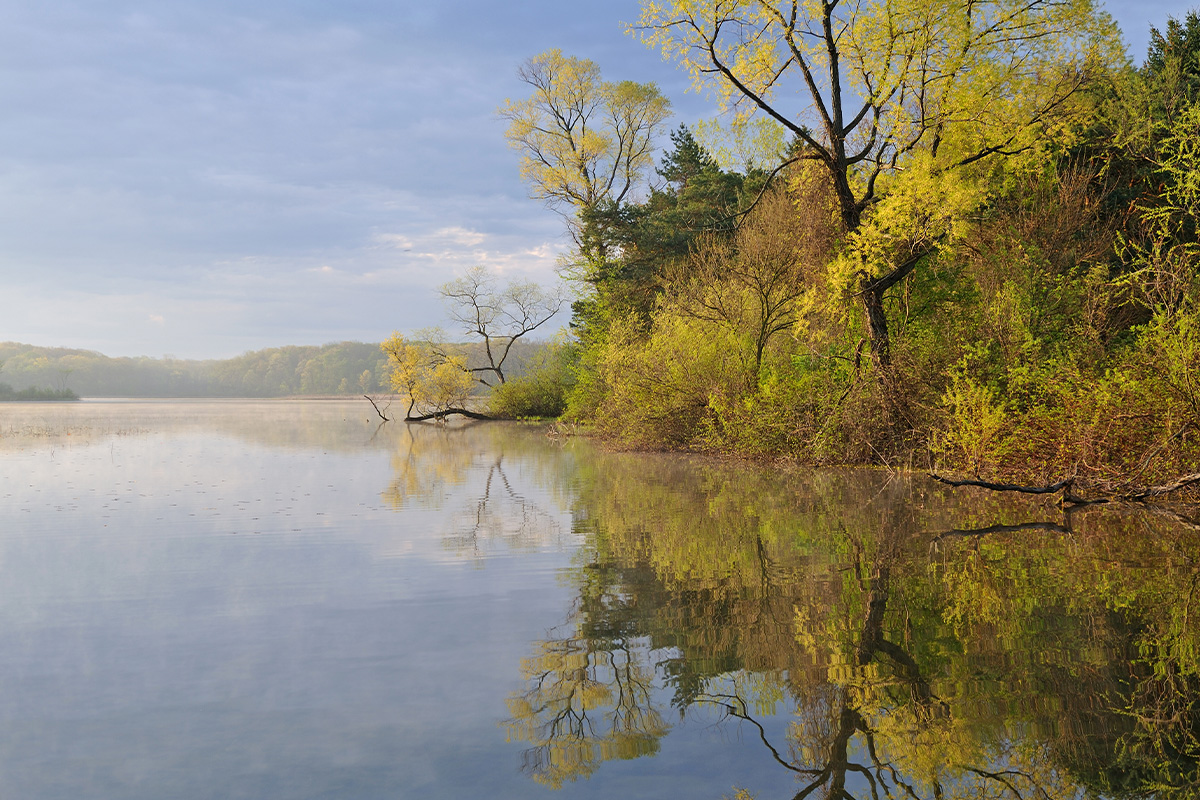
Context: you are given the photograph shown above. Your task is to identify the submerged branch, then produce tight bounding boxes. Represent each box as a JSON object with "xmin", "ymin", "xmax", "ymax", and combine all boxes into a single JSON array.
[
  {"xmin": 364, "ymin": 395, "xmax": 391, "ymax": 422},
  {"xmin": 929, "ymin": 474, "xmax": 1075, "ymax": 495},
  {"xmin": 404, "ymin": 407, "xmax": 494, "ymax": 422}
]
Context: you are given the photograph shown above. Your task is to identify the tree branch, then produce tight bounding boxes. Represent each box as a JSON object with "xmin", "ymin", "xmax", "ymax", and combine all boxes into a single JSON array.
[
  {"xmin": 404, "ymin": 407, "xmax": 494, "ymax": 422},
  {"xmin": 929, "ymin": 474, "xmax": 1076, "ymax": 495}
]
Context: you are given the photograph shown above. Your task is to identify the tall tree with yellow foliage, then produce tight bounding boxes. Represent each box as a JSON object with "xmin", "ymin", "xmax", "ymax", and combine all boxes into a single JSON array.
[
  {"xmin": 635, "ymin": 0, "xmax": 1121, "ymax": 368},
  {"xmin": 499, "ymin": 49, "xmax": 672, "ymax": 259}
]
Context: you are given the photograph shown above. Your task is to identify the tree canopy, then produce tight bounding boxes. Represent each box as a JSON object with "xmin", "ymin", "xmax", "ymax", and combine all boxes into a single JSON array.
[
  {"xmin": 499, "ymin": 49, "xmax": 672, "ymax": 227},
  {"xmin": 635, "ymin": 0, "xmax": 1122, "ymax": 367}
]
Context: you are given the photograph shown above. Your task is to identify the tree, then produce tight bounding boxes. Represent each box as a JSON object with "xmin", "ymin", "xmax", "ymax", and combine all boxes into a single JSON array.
[
  {"xmin": 499, "ymin": 49, "xmax": 672, "ymax": 258},
  {"xmin": 440, "ymin": 266, "xmax": 565, "ymax": 387},
  {"xmin": 675, "ymin": 178, "xmax": 835, "ymax": 378},
  {"xmin": 381, "ymin": 332, "xmax": 476, "ymax": 421},
  {"xmin": 636, "ymin": 0, "xmax": 1120, "ymax": 368},
  {"xmin": 568, "ymin": 125, "xmax": 756, "ymax": 339},
  {"xmin": 1144, "ymin": 10, "xmax": 1200, "ymax": 121}
]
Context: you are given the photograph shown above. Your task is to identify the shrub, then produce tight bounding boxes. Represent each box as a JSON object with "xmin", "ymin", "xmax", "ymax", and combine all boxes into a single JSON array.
[{"xmin": 488, "ymin": 340, "xmax": 574, "ymax": 419}]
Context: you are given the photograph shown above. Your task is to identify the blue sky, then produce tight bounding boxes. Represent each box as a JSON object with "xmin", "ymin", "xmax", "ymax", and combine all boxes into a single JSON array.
[{"xmin": 0, "ymin": 0, "xmax": 1187, "ymax": 359}]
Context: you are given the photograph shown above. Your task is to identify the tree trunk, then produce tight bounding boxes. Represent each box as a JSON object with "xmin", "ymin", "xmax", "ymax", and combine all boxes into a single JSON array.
[
  {"xmin": 860, "ymin": 282, "xmax": 891, "ymax": 370},
  {"xmin": 857, "ymin": 248, "xmax": 930, "ymax": 373}
]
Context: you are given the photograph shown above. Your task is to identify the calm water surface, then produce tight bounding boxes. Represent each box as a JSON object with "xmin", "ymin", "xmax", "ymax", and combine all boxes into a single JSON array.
[{"xmin": 0, "ymin": 399, "xmax": 1196, "ymax": 798}]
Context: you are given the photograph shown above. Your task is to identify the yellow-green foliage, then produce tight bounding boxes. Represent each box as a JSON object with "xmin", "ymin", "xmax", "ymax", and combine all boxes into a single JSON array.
[
  {"xmin": 1118, "ymin": 104, "xmax": 1200, "ymax": 312},
  {"xmin": 937, "ymin": 370, "xmax": 1011, "ymax": 476},
  {"xmin": 381, "ymin": 332, "xmax": 474, "ymax": 417},
  {"xmin": 499, "ymin": 49, "xmax": 671, "ymax": 213},
  {"xmin": 930, "ymin": 317, "xmax": 1200, "ymax": 484},
  {"xmin": 591, "ymin": 310, "xmax": 744, "ymax": 449},
  {"xmin": 488, "ymin": 338, "xmax": 574, "ymax": 419},
  {"xmin": 843, "ymin": 154, "xmax": 989, "ymax": 272},
  {"xmin": 539, "ymin": 4, "xmax": 1200, "ymax": 484},
  {"xmin": 702, "ymin": 360, "xmax": 844, "ymax": 460},
  {"xmin": 1141, "ymin": 310, "xmax": 1200, "ymax": 428}
]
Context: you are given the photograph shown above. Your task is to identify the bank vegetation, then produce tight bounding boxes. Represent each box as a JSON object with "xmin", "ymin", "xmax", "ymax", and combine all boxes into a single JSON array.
[{"xmin": 453, "ymin": 7, "xmax": 1200, "ymax": 501}]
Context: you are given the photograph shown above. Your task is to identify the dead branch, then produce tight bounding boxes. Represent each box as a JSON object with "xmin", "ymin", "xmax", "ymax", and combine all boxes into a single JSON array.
[
  {"xmin": 1122, "ymin": 424, "xmax": 1192, "ymax": 488},
  {"xmin": 929, "ymin": 474, "xmax": 1075, "ymax": 495},
  {"xmin": 1124, "ymin": 473, "xmax": 1200, "ymax": 501},
  {"xmin": 364, "ymin": 395, "xmax": 391, "ymax": 422},
  {"xmin": 404, "ymin": 407, "xmax": 493, "ymax": 423}
]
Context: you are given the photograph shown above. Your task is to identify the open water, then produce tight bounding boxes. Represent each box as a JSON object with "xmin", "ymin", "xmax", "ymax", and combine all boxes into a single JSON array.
[{"xmin": 0, "ymin": 399, "xmax": 1195, "ymax": 798}]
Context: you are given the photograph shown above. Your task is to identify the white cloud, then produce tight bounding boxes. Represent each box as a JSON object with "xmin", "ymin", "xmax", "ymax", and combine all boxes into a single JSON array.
[
  {"xmin": 430, "ymin": 226, "xmax": 487, "ymax": 248},
  {"xmin": 375, "ymin": 234, "xmax": 413, "ymax": 250}
]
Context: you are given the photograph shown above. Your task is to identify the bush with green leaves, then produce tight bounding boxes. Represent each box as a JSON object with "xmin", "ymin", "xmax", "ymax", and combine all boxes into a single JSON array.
[{"xmin": 487, "ymin": 339, "xmax": 574, "ymax": 419}]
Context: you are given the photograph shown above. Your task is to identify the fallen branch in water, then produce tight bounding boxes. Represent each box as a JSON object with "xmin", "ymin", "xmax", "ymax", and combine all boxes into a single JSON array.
[
  {"xmin": 364, "ymin": 395, "xmax": 391, "ymax": 422},
  {"xmin": 930, "ymin": 471, "xmax": 1200, "ymax": 506},
  {"xmin": 404, "ymin": 407, "xmax": 493, "ymax": 422},
  {"xmin": 928, "ymin": 474, "xmax": 1075, "ymax": 495}
]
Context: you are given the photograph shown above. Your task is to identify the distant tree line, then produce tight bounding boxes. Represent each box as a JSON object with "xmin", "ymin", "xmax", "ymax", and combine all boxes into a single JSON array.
[{"xmin": 0, "ymin": 340, "xmax": 546, "ymax": 399}]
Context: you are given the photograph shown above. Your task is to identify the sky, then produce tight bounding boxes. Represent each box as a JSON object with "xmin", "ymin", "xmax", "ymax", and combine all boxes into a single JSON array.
[{"xmin": 0, "ymin": 0, "xmax": 1187, "ymax": 359}]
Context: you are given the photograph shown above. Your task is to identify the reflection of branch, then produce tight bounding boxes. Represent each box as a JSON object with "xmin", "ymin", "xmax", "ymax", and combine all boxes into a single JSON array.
[
  {"xmin": 366, "ymin": 419, "xmax": 389, "ymax": 445},
  {"xmin": 875, "ymin": 638, "xmax": 947, "ymax": 717},
  {"xmin": 699, "ymin": 692, "xmax": 821, "ymax": 777},
  {"xmin": 963, "ymin": 766, "xmax": 1043, "ymax": 800},
  {"xmin": 862, "ymin": 729, "xmax": 923, "ymax": 800},
  {"xmin": 1138, "ymin": 504, "xmax": 1200, "ymax": 532},
  {"xmin": 507, "ymin": 625, "xmax": 667, "ymax": 788},
  {"xmin": 449, "ymin": 457, "xmax": 557, "ymax": 553},
  {"xmin": 932, "ymin": 521, "xmax": 1072, "ymax": 543},
  {"xmin": 933, "ymin": 504, "xmax": 1200, "ymax": 543}
]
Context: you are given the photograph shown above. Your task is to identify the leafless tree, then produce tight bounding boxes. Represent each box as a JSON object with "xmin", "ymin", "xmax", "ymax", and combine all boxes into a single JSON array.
[{"xmin": 440, "ymin": 267, "xmax": 565, "ymax": 386}]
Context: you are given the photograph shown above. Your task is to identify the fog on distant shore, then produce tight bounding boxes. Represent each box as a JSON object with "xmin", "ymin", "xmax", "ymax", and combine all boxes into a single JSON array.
[{"xmin": 0, "ymin": 340, "xmax": 545, "ymax": 398}]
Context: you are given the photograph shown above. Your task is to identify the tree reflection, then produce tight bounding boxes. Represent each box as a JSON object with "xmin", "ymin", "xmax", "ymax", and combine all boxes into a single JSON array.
[
  {"xmin": 379, "ymin": 421, "xmax": 570, "ymax": 554},
  {"xmin": 504, "ymin": 564, "xmax": 669, "ymax": 787},
  {"xmin": 505, "ymin": 449, "xmax": 1200, "ymax": 798}
]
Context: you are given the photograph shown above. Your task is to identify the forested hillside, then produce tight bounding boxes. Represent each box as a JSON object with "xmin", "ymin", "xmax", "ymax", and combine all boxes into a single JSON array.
[
  {"xmin": 0, "ymin": 338, "xmax": 551, "ymax": 399},
  {"xmin": 0, "ymin": 341, "xmax": 391, "ymax": 398}
]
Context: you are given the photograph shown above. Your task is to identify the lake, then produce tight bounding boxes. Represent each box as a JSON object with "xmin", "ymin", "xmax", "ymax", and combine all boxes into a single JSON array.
[{"xmin": 0, "ymin": 399, "xmax": 1196, "ymax": 798}]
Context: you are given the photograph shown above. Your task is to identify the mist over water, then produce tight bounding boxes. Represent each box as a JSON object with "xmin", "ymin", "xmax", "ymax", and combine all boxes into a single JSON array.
[{"xmin": 0, "ymin": 399, "xmax": 1195, "ymax": 798}]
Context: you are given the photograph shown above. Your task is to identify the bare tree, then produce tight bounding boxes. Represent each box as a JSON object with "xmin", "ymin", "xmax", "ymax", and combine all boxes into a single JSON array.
[{"xmin": 440, "ymin": 267, "xmax": 565, "ymax": 387}]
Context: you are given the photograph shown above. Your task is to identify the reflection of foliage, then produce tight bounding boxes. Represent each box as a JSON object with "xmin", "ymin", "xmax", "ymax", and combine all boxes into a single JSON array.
[
  {"xmin": 379, "ymin": 423, "xmax": 478, "ymax": 510},
  {"xmin": 509, "ymin": 444, "xmax": 1200, "ymax": 798},
  {"xmin": 380, "ymin": 422, "xmax": 573, "ymax": 555},
  {"xmin": 504, "ymin": 622, "xmax": 668, "ymax": 787},
  {"xmin": 505, "ymin": 559, "xmax": 670, "ymax": 787},
  {"xmin": 932, "ymin": 513, "xmax": 1200, "ymax": 797}
]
